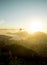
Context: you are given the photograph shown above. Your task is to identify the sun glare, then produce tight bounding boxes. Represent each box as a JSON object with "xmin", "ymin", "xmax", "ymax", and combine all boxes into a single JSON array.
[{"xmin": 26, "ymin": 20, "xmax": 43, "ymax": 34}]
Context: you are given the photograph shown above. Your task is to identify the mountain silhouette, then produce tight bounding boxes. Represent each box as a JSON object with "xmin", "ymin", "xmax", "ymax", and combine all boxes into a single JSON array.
[{"xmin": 0, "ymin": 32, "xmax": 47, "ymax": 64}]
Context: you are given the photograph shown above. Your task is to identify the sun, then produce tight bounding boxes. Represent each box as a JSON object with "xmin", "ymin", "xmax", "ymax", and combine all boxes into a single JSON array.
[{"xmin": 26, "ymin": 21, "xmax": 43, "ymax": 33}]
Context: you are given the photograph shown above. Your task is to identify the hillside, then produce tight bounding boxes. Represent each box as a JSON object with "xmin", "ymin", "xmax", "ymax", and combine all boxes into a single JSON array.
[{"xmin": 0, "ymin": 31, "xmax": 47, "ymax": 64}]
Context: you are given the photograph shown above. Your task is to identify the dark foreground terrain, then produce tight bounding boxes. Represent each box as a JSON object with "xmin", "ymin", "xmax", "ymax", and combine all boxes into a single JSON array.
[{"xmin": 0, "ymin": 32, "xmax": 47, "ymax": 65}]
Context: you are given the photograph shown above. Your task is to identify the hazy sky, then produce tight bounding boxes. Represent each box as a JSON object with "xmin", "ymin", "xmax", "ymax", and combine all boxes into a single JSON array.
[{"xmin": 0, "ymin": 0, "xmax": 47, "ymax": 32}]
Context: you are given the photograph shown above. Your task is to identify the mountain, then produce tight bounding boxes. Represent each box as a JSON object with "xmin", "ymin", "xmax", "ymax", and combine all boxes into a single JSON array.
[
  {"xmin": 27, "ymin": 32, "xmax": 47, "ymax": 57},
  {"xmin": 0, "ymin": 32, "xmax": 47, "ymax": 58},
  {"xmin": 0, "ymin": 35, "xmax": 39, "ymax": 58},
  {"xmin": 0, "ymin": 32, "xmax": 47, "ymax": 64}
]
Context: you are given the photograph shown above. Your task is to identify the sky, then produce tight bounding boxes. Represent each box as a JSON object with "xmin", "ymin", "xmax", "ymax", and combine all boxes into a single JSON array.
[{"xmin": 0, "ymin": 0, "xmax": 47, "ymax": 32}]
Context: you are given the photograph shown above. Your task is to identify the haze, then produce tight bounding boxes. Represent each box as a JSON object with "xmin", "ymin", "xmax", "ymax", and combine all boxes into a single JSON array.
[{"xmin": 0, "ymin": 0, "xmax": 47, "ymax": 33}]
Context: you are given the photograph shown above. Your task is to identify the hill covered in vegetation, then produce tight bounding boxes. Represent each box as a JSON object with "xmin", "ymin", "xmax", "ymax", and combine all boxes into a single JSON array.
[{"xmin": 0, "ymin": 31, "xmax": 47, "ymax": 65}]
